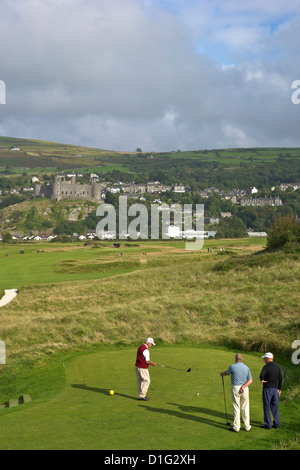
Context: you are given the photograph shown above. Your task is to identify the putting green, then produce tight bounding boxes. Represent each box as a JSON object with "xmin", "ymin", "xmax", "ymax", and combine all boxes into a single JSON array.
[{"xmin": 0, "ymin": 346, "xmax": 293, "ymax": 450}]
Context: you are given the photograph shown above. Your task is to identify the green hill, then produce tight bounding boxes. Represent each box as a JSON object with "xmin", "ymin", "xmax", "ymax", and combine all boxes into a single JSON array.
[
  {"xmin": 0, "ymin": 136, "xmax": 123, "ymax": 171},
  {"xmin": 1, "ymin": 137, "xmax": 300, "ymax": 189},
  {"xmin": 0, "ymin": 198, "xmax": 95, "ymax": 235}
]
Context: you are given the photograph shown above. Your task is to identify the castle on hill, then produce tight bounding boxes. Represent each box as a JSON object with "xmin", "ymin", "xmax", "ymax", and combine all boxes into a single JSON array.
[{"xmin": 34, "ymin": 175, "xmax": 105, "ymax": 203}]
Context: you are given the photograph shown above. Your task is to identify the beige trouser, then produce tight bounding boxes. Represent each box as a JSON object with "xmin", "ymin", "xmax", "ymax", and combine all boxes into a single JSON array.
[
  {"xmin": 135, "ymin": 366, "xmax": 150, "ymax": 398},
  {"xmin": 231, "ymin": 386, "xmax": 251, "ymax": 432}
]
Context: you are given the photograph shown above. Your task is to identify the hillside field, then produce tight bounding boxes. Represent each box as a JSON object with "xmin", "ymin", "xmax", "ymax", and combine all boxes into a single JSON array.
[
  {"xmin": 0, "ymin": 238, "xmax": 299, "ymax": 450},
  {"xmin": 1, "ymin": 136, "xmax": 300, "ymax": 177}
]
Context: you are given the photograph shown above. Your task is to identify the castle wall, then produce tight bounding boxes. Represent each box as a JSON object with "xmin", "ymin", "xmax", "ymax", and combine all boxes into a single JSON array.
[
  {"xmin": 35, "ymin": 176, "xmax": 104, "ymax": 203},
  {"xmin": 34, "ymin": 184, "xmax": 52, "ymax": 198}
]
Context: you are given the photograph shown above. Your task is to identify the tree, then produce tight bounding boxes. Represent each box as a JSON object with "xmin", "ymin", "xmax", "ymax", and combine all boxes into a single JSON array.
[
  {"xmin": 215, "ymin": 216, "xmax": 248, "ymax": 239},
  {"xmin": 105, "ymin": 191, "xmax": 119, "ymax": 209},
  {"xmin": 2, "ymin": 231, "xmax": 12, "ymax": 243},
  {"xmin": 54, "ymin": 220, "xmax": 86, "ymax": 236},
  {"xmin": 266, "ymin": 216, "xmax": 300, "ymax": 250}
]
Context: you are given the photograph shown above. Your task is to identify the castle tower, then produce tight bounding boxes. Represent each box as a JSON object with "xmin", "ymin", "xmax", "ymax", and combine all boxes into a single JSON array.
[
  {"xmin": 34, "ymin": 184, "xmax": 42, "ymax": 198},
  {"xmin": 52, "ymin": 175, "xmax": 64, "ymax": 200},
  {"xmin": 92, "ymin": 182, "xmax": 101, "ymax": 202}
]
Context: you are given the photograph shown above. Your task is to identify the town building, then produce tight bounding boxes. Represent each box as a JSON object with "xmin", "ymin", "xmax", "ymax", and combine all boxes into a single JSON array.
[{"xmin": 240, "ymin": 197, "xmax": 282, "ymax": 207}]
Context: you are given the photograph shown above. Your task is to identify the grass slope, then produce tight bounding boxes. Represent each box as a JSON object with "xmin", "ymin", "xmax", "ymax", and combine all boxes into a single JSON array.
[
  {"xmin": 0, "ymin": 136, "xmax": 122, "ymax": 171},
  {"xmin": 1, "ymin": 136, "xmax": 300, "ymax": 173},
  {"xmin": 0, "ymin": 239, "xmax": 299, "ymax": 449},
  {"xmin": 0, "ymin": 239, "xmax": 299, "ymax": 365}
]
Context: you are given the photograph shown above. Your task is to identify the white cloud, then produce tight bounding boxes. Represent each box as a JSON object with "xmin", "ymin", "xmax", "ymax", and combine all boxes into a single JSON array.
[
  {"xmin": 0, "ymin": 0, "xmax": 300, "ymax": 151},
  {"xmin": 222, "ymin": 123, "xmax": 260, "ymax": 148}
]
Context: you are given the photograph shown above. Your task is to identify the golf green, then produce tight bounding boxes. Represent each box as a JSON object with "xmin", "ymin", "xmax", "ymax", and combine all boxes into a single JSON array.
[{"xmin": 0, "ymin": 347, "xmax": 293, "ymax": 450}]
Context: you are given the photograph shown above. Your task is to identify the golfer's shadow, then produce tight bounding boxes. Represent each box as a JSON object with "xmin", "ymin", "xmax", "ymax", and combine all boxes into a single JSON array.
[
  {"xmin": 140, "ymin": 402, "xmax": 229, "ymax": 429},
  {"xmin": 169, "ymin": 402, "xmax": 230, "ymax": 420},
  {"xmin": 71, "ymin": 383, "xmax": 137, "ymax": 401},
  {"xmin": 168, "ymin": 403, "xmax": 262, "ymax": 428}
]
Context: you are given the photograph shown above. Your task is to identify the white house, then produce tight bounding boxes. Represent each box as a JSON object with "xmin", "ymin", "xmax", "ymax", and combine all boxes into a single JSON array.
[
  {"xmin": 173, "ymin": 184, "xmax": 186, "ymax": 193},
  {"xmin": 280, "ymin": 183, "xmax": 300, "ymax": 191},
  {"xmin": 247, "ymin": 231, "xmax": 267, "ymax": 237}
]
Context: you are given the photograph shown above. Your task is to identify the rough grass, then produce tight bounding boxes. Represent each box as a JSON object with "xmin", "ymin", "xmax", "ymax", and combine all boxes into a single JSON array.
[
  {"xmin": 214, "ymin": 247, "xmax": 300, "ymax": 272},
  {"xmin": 0, "ymin": 245, "xmax": 299, "ymax": 372},
  {"xmin": 272, "ymin": 433, "xmax": 300, "ymax": 450}
]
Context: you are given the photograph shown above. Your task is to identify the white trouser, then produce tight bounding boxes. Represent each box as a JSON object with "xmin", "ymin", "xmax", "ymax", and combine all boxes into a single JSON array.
[
  {"xmin": 231, "ymin": 385, "xmax": 251, "ymax": 431},
  {"xmin": 135, "ymin": 366, "xmax": 150, "ymax": 398}
]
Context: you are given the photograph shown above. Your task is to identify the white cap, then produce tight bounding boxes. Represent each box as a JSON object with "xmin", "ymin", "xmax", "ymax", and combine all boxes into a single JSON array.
[
  {"xmin": 146, "ymin": 338, "xmax": 156, "ymax": 346},
  {"xmin": 261, "ymin": 352, "xmax": 273, "ymax": 359}
]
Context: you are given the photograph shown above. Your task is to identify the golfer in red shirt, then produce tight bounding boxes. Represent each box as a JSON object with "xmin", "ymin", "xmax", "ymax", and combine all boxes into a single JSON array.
[{"xmin": 135, "ymin": 338, "xmax": 157, "ymax": 401}]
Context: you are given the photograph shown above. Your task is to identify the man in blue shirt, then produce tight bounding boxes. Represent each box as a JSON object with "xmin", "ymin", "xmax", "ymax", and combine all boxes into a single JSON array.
[{"xmin": 220, "ymin": 353, "xmax": 253, "ymax": 432}]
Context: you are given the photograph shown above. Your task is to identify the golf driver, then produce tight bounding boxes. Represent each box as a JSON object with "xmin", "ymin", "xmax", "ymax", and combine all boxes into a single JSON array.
[
  {"xmin": 221, "ymin": 376, "xmax": 231, "ymax": 426},
  {"xmin": 157, "ymin": 364, "xmax": 191, "ymax": 373}
]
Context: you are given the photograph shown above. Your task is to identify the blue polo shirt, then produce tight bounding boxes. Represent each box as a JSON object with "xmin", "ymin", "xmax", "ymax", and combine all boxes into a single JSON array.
[{"xmin": 226, "ymin": 362, "xmax": 252, "ymax": 386}]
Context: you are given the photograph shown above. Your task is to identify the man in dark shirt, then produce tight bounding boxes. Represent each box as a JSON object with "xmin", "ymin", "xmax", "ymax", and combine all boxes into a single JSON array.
[{"xmin": 260, "ymin": 352, "xmax": 283, "ymax": 429}]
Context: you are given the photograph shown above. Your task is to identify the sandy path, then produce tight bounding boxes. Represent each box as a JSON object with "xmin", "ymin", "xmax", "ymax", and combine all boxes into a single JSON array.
[{"xmin": 0, "ymin": 289, "xmax": 18, "ymax": 307}]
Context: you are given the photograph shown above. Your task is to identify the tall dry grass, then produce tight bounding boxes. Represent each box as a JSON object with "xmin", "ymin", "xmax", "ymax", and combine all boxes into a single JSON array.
[{"xmin": 0, "ymin": 248, "xmax": 299, "ymax": 369}]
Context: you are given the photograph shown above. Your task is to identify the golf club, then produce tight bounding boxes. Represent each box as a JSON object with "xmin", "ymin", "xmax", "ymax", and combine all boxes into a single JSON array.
[
  {"xmin": 277, "ymin": 367, "xmax": 288, "ymax": 403},
  {"xmin": 157, "ymin": 364, "xmax": 191, "ymax": 373},
  {"xmin": 221, "ymin": 376, "xmax": 231, "ymax": 426},
  {"xmin": 281, "ymin": 367, "xmax": 288, "ymax": 387}
]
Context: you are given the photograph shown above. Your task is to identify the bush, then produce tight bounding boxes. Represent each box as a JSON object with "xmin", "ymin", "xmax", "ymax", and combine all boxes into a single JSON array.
[
  {"xmin": 1, "ymin": 231, "xmax": 12, "ymax": 243},
  {"xmin": 50, "ymin": 235, "xmax": 75, "ymax": 243},
  {"xmin": 53, "ymin": 220, "xmax": 87, "ymax": 236},
  {"xmin": 267, "ymin": 216, "xmax": 300, "ymax": 250}
]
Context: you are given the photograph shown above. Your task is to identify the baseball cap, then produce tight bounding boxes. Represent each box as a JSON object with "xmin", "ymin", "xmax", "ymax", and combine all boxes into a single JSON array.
[
  {"xmin": 261, "ymin": 352, "xmax": 273, "ymax": 359},
  {"xmin": 146, "ymin": 338, "xmax": 156, "ymax": 346}
]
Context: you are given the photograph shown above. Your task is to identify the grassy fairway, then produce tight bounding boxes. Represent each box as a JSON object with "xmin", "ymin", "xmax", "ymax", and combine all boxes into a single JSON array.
[
  {"xmin": 0, "ymin": 238, "xmax": 265, "ymax": 289},
  {"xmin": 0, "ymin": 243, "xmax": 144, "ymax": 288},
  {"xmin": 0, "ymin": 346, "xmax": 296, "ymax": 450}
]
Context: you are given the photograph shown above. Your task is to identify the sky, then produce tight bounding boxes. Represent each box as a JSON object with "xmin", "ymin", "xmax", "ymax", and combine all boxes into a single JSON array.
[{"xmin": 0, "ymin": 0, "xmax": 300, "ymax": 152}]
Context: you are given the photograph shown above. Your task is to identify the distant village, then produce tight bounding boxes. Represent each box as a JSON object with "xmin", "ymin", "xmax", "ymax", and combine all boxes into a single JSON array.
[
  {"xmin": 1, "ymin": 171, "xmax": 299, "ymax": 242},
  {"xmin": 1, "ymin": 172, "xmax": 298, "ymax": 208}
]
